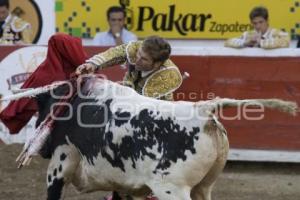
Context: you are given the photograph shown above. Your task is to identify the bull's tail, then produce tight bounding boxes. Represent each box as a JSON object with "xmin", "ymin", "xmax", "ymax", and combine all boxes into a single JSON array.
[
  {"xmin": 200, "ymin": 98, "xmax": 298, "ymax": 116},
  {"xmin": 0, "ymin": 81, "xmax": 69, "ymax": 102}
]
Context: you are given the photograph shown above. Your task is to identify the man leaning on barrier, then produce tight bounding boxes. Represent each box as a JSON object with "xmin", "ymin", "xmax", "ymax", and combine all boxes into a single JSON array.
[{"xmin": 225, "ymin": 6, "xmax": 290, "ymax": 49}]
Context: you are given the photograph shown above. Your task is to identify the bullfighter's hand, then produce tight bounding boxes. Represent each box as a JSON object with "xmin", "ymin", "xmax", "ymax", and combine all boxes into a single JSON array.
[{"xmin": 76, "ymin": 63, "xmax": 97, "ymax": 75}]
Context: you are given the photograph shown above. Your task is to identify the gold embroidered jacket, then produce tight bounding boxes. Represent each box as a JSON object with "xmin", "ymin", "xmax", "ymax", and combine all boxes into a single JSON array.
[
  {"xmin": 0, "ymin": 14, "xmax": 32, "ymax": 45},
  {"xmin": 87, "ymin": 41, "xmax": 182, "ymax": 100},
  {"xmin": 224, "ymin": 28, "xmax": 290, "ymax": 49}
]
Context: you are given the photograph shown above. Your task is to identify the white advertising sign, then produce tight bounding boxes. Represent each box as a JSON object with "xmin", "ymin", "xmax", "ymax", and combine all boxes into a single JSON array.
[{"xmin": 0, "ymin": 46, "xmax": 47, "ymax": 144}]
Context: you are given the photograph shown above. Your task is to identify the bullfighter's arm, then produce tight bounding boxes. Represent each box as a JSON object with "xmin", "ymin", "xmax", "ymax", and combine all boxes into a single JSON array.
[
  {"xmin": 259, "ymin": 29, "xmax": 290, "ymax": 49},
  {"xmin": 224, "ymin": 32, "xmax": 249, "ymax": 48},
  {"xmin": 86, "ymin": 44, "xmax": 128, "ymax": 69}
]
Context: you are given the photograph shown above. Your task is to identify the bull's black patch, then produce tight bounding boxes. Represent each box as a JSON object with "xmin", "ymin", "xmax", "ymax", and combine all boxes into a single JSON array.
[
  {"xmin": 166, "ymin": 191, "xmax": 171, "ymax": 194},
  {"xmin": 48, "ymin": 175, "xmax": 52, "ymax": 183},
  {"xmin": 114, "ymin": 109, "xmax": 131, "ymax": 127},
  {"xmin": 130, "ymin": 109, "xmax": 200, "ymax": 171},
  {"xmin": 53, "ymin": 168, "xmax": 57, "ymax": 176},
  {"xmin": 47, "ymin": 178, "xmax": 64, "ymax": 200},
  {"xmin": 58, "ymin": 165, "xmax": 62, "ymax": 172},
  {"xmin": 62, "ymin": 98, "xmax": 116, "ymax": 166},
  {"xmin": 60, "ymin": 153, "xmax": 67, "ymax": 161}
]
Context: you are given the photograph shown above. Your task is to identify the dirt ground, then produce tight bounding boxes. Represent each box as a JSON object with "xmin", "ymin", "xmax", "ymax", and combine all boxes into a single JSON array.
[{"xmin": 0, "ymin": 143, "xmax": 299, "ymax": 200}]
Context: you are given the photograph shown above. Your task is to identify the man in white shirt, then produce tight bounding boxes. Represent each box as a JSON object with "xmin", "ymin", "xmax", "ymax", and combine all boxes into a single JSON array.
[
  {"xmin": 225, "ymin": 6, "xmax": 290, "ymax": 49},
  {"xmin": 93, "ymin": 6, "xmax": 137, "ymax": 46}
]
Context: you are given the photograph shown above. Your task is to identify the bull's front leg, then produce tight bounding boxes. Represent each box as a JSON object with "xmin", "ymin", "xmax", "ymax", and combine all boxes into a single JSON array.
[{"xmin": 46, "ymin": 145, "xmax": 80, "ymax": 200}]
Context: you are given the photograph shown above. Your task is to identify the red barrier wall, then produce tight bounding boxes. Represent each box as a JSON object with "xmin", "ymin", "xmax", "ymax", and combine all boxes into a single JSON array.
[
  {"xmin": 1, "ymin": 46, "xmax": 300, "ymax": 151},
  {"xmin": 171, "ymin": 56, "xmax": 300, "ymax": 151}
]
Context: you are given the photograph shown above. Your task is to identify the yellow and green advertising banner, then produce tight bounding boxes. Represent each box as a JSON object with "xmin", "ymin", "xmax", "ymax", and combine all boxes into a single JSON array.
[{"xmin": 55, "ymin": 0, "xmax": 300, "ymax": 39}]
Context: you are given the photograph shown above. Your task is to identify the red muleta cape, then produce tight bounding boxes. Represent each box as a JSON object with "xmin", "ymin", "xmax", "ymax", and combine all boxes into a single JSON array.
[{"xmin": 0, "ymin": 33, "xmax": 87, "ymax": 134}]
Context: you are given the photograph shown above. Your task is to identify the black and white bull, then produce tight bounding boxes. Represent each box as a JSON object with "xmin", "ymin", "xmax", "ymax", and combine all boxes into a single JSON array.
[{"xmin": 29, "ymin": 77, "xmax": 297, "ymax": 200}]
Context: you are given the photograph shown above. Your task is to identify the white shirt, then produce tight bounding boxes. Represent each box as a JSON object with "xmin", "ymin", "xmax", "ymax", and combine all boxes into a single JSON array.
[{"xmin": 93, "ymin": 28, "xmax": 137, "ymax": 46}]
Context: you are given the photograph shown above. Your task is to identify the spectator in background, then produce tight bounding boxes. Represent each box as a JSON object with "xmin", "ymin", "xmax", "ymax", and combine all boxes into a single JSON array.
[
  {"xmin": 297, "ymin": 35, "xmax": 300, "ymax": 48},
  {"xmin": 0, "ymin": 0, "xmax": 32, "ymax": 44},
  {"xmin": 93, "ymin": 6, "xmax": 137, "ymax": 46},
  {"xmin": 225, "ymin": 6, "xmax": 290, "ymax": 49}
]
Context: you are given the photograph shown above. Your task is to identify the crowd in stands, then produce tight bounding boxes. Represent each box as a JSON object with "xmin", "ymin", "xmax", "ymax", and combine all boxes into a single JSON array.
[{"xmin": 225, "ymin": 6, "xmax": 290, "ymax": 49}]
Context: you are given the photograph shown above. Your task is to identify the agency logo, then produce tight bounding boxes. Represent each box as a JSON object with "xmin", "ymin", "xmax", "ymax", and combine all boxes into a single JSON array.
[{"xmin": 10, "ymin": 0, "xmax": 43, "ymax": 43}]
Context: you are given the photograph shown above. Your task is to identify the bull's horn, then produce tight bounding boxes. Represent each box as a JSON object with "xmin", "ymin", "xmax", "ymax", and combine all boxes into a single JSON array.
[{"xmin": 0, "ymin": 81, "xmax": 69, "ymax": 102}]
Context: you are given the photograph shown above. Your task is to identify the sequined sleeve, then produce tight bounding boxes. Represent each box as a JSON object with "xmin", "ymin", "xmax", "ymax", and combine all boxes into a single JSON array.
[
  {"xmin": 86, "ymin": 44, "xmax": 128, "ymax": 69},
  {"xmin": 142, "ymin": 65, "xmax": 183, "ymax": 100},
  {"xmin": 259, "ymin": 29, "xmax": 290, "ymax": 49}
]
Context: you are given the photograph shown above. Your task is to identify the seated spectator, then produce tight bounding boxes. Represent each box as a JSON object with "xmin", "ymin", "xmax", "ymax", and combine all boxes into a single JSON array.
[
  {"xmin": 0, "ymin": 0, "xmax": 32, "ymax": 44},
  {"xmin": 93, "ymin": 6, "xmax": 137, "ymax": 46},
  {"xmin": 225, "ymin": 6, "xmax": 290, "ymax": 49}
]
